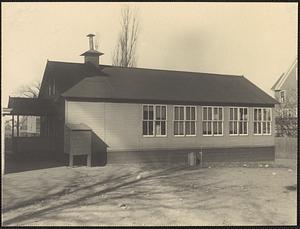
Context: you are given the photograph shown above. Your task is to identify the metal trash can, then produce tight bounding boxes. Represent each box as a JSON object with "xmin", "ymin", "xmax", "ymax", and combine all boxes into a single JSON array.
[{"xmin": 188, "ymin": 152, "xmax": 197, "ymax": 166}]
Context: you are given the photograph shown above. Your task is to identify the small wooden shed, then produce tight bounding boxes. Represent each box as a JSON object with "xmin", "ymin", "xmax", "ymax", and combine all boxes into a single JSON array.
[{"xmin": 65, "ymin": 123, "xmax": 92, "ymax": 167}]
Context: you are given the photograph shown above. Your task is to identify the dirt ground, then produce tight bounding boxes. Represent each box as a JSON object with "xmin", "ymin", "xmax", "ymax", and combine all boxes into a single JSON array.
[{"xmin": 1, "ymin": 159, "xmax": 297, "ymax": 226}]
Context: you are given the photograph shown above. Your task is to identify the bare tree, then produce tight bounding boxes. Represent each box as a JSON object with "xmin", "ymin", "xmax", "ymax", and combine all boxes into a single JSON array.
[
  {"xmin": 16, "ymin": 80, "xmax": 41, "ymax": 98},
  {"xmin": 112, "ymin": 5, "xmax": 140, "ymax": 67}
]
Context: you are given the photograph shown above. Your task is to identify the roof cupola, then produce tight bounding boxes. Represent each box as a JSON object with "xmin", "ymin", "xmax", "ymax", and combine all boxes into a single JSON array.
[{"xmin": 80, "ymin": 34, "xmax": 104, "ymax": 65}]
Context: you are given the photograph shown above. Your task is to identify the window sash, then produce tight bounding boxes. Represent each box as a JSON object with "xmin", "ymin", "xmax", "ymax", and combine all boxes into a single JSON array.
[
  {"xmin": 253, "ymin": 108, "xmax": 272, "ymax": 135},
  {"xmin": 203, "ymin": 106, "xmax": 223, "ymax": 136},
  {"xmin": 174, "ymin": 106, "xmax": 196, "ymax": 136},
  {"xmin": 143, "ymin": 105, "xmax": 167, "ymax": 136},
  {"xmin": 229, "ymin": 107, "xmax": 248, "ymax": 135}
]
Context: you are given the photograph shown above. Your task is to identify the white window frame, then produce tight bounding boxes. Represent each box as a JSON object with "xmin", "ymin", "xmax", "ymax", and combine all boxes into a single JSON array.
[
  {"xmin": 279, "ymin": 90, "xmax": 286, "ymax": 103},
  {"xmin": 253, "ymin": 107, "xmax": 272, "ymax": 136},
  {"xmin": 202, "ymin": 106, "xmax": 224, "ymax": 136},
  {"xmin": 142, "ymin": 104, "xmax": 167, "ymax": 137},
  {"xmin": 229, "ymin": 107, "xmax": 249, "ymax": 136},
  {"xmin": 173, "ymin": 105, "xmax": 197, "ymax": 137}
]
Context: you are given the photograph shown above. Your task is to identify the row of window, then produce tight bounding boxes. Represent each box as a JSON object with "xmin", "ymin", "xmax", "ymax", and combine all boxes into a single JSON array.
[{"xmin": 142, "ymin": 105, "xmax": 272, "ymax": 137}]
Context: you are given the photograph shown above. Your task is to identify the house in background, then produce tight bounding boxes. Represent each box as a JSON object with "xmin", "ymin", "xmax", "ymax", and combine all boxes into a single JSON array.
[
  {"xmin": 271, "ymin": 59, "xmax": 298, "ymax": 136},
  {"xmin": 6, "ymin": 34, "xmax": 278, "ymax": 166}
]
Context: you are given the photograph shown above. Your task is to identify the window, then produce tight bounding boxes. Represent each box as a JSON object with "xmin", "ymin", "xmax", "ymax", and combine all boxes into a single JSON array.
[
  {"xmin": 15, "ymin": 115, "xmax": 41, "ymax": 137},
  {"xmin": 254, "ymin": 108, "xmax": 272, "ymax": 135},
  {"xmin": 229, "ymin": 107, "xmax": 248, "ymax": 135},
  {"xmin": 174, "ymin": 106, "xmax": 196, "ymax": 136},
  {"xmin": 48, "ymin": 78, "xmax": 56, "ymax": 96},
  {"xmin": 48, "ymin": 83, "xmax": 52, "ymax": 95},
  {"xmin": 203, "ymin": 106, "xmax": 223, "ymax": 136},
  {"xmin": 143, "ymin": 105, "xmax": 166, "ymax": 137},
  {"xmin": 279, "ymin": 90, "xmax": 286, "ymax": 103},
  {"xmin": 52, "ymin": 78, "xmax": 56, "ymax": 95}
]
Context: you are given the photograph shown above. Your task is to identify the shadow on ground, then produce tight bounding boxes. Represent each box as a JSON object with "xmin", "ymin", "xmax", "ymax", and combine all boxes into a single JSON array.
[{"xmin": 4, "ymin": 152, "xmax": 67, "ymax": 174}]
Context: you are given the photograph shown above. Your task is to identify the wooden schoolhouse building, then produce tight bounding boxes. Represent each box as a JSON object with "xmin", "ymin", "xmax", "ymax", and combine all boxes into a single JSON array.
[{"xmin": 6, "ymin": 34, "xmax": 278, "ymax": 166}]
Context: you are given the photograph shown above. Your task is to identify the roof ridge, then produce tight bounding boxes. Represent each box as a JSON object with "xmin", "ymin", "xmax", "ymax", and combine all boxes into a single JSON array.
[{"xmin": 47, "ymin": 60, "xmax": 243, "ymax": 78}]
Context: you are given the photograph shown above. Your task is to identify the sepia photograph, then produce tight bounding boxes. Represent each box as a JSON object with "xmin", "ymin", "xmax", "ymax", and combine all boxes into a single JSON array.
[{"xmin": 1, "ymin": 2, "xmax": 298, "ymax": 226}]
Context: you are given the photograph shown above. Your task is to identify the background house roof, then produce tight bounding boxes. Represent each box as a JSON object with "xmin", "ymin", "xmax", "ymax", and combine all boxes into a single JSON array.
[
  {"xmin": 44, "ymin": 61, "xmax": 278, "ymax": 106},
  {"xmin": 271, "ymin": 58, "xmax": 298, "ymax": 91}
]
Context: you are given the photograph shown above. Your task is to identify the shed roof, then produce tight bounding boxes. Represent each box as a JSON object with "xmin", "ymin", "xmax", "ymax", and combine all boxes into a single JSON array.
[
  {"xmin": 7, "ymin": 97, "xmax": 56, "ymax": 115},
  {"xmin": 65, "ymin": 123, "xmax": 91, "ymax": 131},
  {"xmin": 45, "ymin": 61, "xmax": 278, "ymax": 107}
]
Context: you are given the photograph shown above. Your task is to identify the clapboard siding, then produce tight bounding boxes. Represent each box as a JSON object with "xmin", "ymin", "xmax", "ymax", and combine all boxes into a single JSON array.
[{"xmin": 65, "ymin": 101, "xmax": 275, "ymax": 152}]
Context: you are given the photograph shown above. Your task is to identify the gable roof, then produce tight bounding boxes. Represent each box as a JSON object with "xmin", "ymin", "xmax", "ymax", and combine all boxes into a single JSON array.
[
  {"xmin": 43, "ymin": 60, "xmax": 278, "ymax": 107},
  {"xmin": 271, "ymin": 58, "xmax": 298, "ymax": 91}
]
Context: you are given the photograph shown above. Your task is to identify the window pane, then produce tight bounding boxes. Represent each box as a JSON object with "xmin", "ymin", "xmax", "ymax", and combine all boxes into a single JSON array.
[
  {"xmin": 191, "ymin": 107, "xmax": 196, "ymax": 120},
  {"xmin": 143, "ymin": 121, "xmax": 148, "ymax": 135},
  {"xmin": 244, "ymin": 108, "xmax": 248, "ymax": 120},
  {"xmin": 254, "ymin": 122, "xmax": 257, "ymax": 134},
  {"xmin": 149, "ymin": 121, "xmax": 154, "ymax": 135},
  {"xmin": 149, "ymin": 106, "xmax": 154, "ymax": 120},
  {"xmin": 230, "ymin": 108, "xmax": 233, "ymax": 121},
  {"xmin": 239, "ymin": 122, "xmax": 243, "ymax": 134},
  {"xmin": 143, "ymin": 106, "xmax": 148, "ymax": 120},
  {"xmin": 239, "ymin": 108, "xmax": 244, "ymax": 121},
  {"xmin": 234, "ymin": 122, "xmax": 238, "ymax": 134},
  {"xmin": 161, "ymin": 106, "xmax": 166, "ymax": 120},
  {"xmin": 267, "ymin": 122, "xmax": 270, "ymax": 134},
  {"xmin": 203, "ymin": 107, "xmax": 207, "ymax": 120},
  {"xmin": 186, "ymin": 107, "xmax": 191, "ymax": 120},
  {"xmin": 257, "ymin": 122, "xmax": 261, "ymax": 134},
  {"xmin": 174, "ymin": 107, "xmax": 179, "ymax": 120},
  {"xmin": 234, "ymin": 108, "xmax": 238, "ymax": 120},
  {"xmin": 263, "ymin": 109, "xmax": 267, "ymax": 121},
  {"xmin": 156, "ymin": 106, "xmax": 161, "ymax": 120},
  {"xmin": 174, "ymin": 121, "xmax": 179, "ymax": 135},
  {"xmin": 203, "ymin": 121, "xmax": 207, "ymax": 135},
  {"xmin": 179, "ymin": 121, "xmax": 184, "ymax": 135},
  {"xmin": 207, "ymin": 122, "xmax": 212, "ymax": 135},
  {"xmin": 229, "ymin": 121, "xmax": 233, "ymax": 134},
  {"xmin": 180, "ymin": 107, "xmax": 184, "ymax": 120},
  {"xmin": 262, "ymin": 122, "xmax": 267, "ymax": 134},
  {"xmin": 244, "ymin": 122, "xmax": 248, "ymax": 134},
  {"xmin": 191, "ymin": 121, "xmax": 195, "ymax": 135},
  {"xmin": 155, "ymin": 121, "xmax": 161, "ymax": 135},
  {"xmin": 185, "ymin": 121, "xmax": 191, "ymax": 135},
  {"xmin": 267, "ymin": 109, "xmax": 271, "ymax": 121},
  {"xmin": 218, "ymin": 121, "xmax": 222, "ymax": 135},
  {"xmin": 208, "ymin": 107, "xmax": 212, "ymax": 120},
  {"xmin": 213, "ymin": 121, "xmax": 218, "ymax": 135},
  {"xmin": 219, "ymin": 108, "xmax": 222, "ymax": 120},
  {"xmin": 258, "ymin": 109, "xmax": 262, "ymax": 121},
  {"xmin": 213, "ymin": 108, "xmax": 218, "ymax": 120},
  {"xmin": 161, "ymin": 121, "xmax": 166, "ymax": 135},
  {"xmin": 254, "ymin": 109, "xmax": 257, "ymax": 121}
]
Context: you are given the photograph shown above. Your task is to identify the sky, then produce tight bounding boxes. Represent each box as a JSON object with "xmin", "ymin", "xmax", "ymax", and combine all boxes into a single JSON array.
[{"xmin": 1, "ymin": 2, "xmax": 298, "ymax": 106}]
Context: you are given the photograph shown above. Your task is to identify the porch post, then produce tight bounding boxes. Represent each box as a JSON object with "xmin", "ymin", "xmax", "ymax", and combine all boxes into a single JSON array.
[
  {"xmin": 17, "ymin": 115, "xmax": 20, "ymax": 137},
  {"xmin": 12, "ymin": 115, "xmax": 14, "ymax": 138},
  {"xmin": 1, "ymin": 115, "xmax": 5, "ymax": 175}
]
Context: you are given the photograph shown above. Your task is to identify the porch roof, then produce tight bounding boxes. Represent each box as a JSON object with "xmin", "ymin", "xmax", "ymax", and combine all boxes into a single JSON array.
[{"xmin": 7, "ymin": 97, "xmax": 56, "ymax": 115}]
